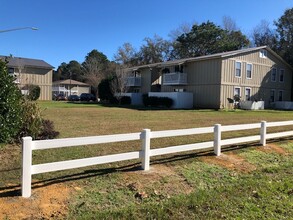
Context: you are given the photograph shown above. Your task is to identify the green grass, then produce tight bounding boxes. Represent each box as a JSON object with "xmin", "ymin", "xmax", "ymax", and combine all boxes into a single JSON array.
[{"xmin": 1, "ymin": 101, "xmax": 293, "ymax": 219}]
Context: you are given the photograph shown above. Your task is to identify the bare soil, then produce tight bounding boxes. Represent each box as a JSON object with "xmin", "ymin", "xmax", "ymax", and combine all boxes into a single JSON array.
[
  {"xmin": 201, "ymin": 152, "xmax": 257, "ymax": 173},
  {"xmin": 0, "ymin": 183, "xmax": 71, "ymax": 220},
  {"xmin": 256, "ymin": 143, "xmax": 290, "ymax": 155}
]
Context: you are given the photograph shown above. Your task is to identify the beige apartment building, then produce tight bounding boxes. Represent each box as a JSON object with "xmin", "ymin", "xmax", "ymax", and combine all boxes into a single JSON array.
[
  {"xmin": 125, "ymin": 46, "xmax": 292, "ymax": 109},
  {"xmin": 1, "ymin": 56, "xmax": 54, "ymax": 100}
]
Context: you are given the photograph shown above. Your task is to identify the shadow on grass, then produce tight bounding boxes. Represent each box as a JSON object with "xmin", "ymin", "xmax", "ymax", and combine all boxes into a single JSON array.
[{"xmin": 0, "ymin": 138, "xmax": 290, "ymax": 198}]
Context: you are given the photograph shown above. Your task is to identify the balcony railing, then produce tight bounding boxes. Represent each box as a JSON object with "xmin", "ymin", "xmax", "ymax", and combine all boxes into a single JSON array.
[
  {"xmin": 126, "ymin": 77, "xmax": 141, "ymax": 87},
  {"xmin": 163, "ymin": 72, "xmax": 187, "ymax": 85}
]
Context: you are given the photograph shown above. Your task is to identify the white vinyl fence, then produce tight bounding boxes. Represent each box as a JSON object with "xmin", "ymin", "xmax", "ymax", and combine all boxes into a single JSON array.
[{"xmin": 22, "ymin": 120, "xmax": 293, "ymax": 197}]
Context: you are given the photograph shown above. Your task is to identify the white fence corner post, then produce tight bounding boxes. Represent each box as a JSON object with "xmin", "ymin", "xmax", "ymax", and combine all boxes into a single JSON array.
[
  {"xmin": 22, "ymin": 136, "xmax": 33, "ymax": 198},
  {"xmin": 260, "ymin": 121, "xmax": 267, "ymax": 146},
  {"xmin": 214, "ymin": 124, "xmax": 221, "ymax": 156},
  {"xmin": 141, "ymin": 129, "xmax": 151, "ymax": 171}
]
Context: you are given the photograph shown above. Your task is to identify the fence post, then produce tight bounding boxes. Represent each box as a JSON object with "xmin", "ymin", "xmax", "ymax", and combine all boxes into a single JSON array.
[
  {"xmin": 214, "ymin": 124, "xmax": 221, "ymax": 156},
  {"xmin": 22, "ymin": 137, "xmax": 32, "ymax": 198},
  {"xmin": 260, "ymin": 121, "xmax": 267, "ymax": 146},
  {"xmin": 141, "ymin": 129, "xmax": 151, "ymax": 171}
]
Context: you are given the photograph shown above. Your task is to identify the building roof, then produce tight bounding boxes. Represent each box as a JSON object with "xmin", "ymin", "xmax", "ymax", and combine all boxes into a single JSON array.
[
  {"xmin": 53, "ymin": 79, "xmax": 90, "ymax": 86},
  {"xmin": 0, "ymin": 55, "xmax": 54, "ymax": 69},
  {"xmin": 128, "ymin": 46, "xmax": 293, "ymax": 71}
]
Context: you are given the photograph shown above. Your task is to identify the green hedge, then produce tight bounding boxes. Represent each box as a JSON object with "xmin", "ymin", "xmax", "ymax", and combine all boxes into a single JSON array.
[{"xmin": 143, "ymin": 95, "xmax": 173, "ymax": 108}]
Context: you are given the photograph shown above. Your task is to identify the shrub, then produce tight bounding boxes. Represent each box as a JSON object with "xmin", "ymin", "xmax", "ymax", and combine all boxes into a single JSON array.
[
  {"xmin": 18, "ymin": 99, "xmax": 43, "ymax": 140},
  {"xmin": 27, "ymin": 84, "xmax": 41, "ymax": 100},
  {"xmin": 38, "ymin": 119, "xmax": 59, "ymax": 140},
  {"xmin": 0, "ymin": 59, "xmax": 23, "ymax": 143},
  {"xmin": 120, "ymin": 96, "xmax": 131, "ymax": 105},
  {"xmin": 98, "ymin": 78, "xmax": 114, "ymax": 101},
  {"xmin": 142, "ymin": 95, "xmax": 173, "ymax": 108}
]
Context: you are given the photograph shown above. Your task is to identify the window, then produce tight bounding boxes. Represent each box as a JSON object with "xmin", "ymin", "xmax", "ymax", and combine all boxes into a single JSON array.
[
  {"xmin": 174, "ymin": 65, "xmax": 184, "ymax": 73},
  {"xmin": 8, "ymin": 68, "xmax": 15, "ymax": 74},
  {"xmin": 246, "ymin": 63, "xmax": 252, "ymax": 79},
  {"xmin": 278, "ymin": 90, "xmax": 284, "ymax": 101},
  {"xmin": 235, "ymin": 61, "xmax": 241, "ymax": 77},
  {"xmin": 245, "ymin": 88, "xmax": 251, "ymax": 101},
  {"xmin": 260, "ymin": 49, "xmax": 267, "ymax": 58},
  {"xmin": 271, "ymin": 68, "xmax": 277, "ymax": 82},
  {"xmin": 279, "ymin": 69, "xmax": 284, "ymax": 82},
  {"xmin": 234, "ymin": 87, "xmax": 241, "ymax": 97},
  {"xmin": 270, "ymin": 90, "xmax": 275, "ymax": 102}
]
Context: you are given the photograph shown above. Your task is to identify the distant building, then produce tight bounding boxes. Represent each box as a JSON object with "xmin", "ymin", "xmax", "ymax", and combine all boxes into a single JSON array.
[
  {"xmin": 125, "ymin": 46, "xmax": 293, "ymax": 109},
  {"xmin": 1, "ymin": 55, "xmax": 54, "ymax": 100},
  {"xmin": 52, "ymin": 79, "xmax": 90, "ymax": 97}
]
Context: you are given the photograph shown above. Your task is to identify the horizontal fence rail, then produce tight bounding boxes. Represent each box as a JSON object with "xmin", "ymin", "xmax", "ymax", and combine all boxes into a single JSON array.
[{"xmin": 22, "ymin": 120, "xmax": 293, "ymax": 197}]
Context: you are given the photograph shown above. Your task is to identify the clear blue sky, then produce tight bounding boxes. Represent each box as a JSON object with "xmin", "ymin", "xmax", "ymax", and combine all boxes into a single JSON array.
[{"xmin": 0, "ymin": 0, "xmax": 292, "ymax": 69}]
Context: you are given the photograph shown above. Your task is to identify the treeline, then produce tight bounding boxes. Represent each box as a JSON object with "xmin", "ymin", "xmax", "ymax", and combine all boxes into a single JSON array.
[{"xmin": 54, "ymin": 8, "xmax": 293, "ymax": 97}]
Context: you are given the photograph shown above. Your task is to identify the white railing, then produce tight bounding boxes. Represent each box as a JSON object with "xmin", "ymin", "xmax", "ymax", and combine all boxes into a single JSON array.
[
  {"xmin": 126, "ymin": 77, "xmax": 141, "ymax": 87},
  {"xmin": 163, "ymin": 72, "xmax": 187, "ymax": 85},
  {"xmin": 21, "ymin": 120, "xmax": 293, "ymax": 197}
]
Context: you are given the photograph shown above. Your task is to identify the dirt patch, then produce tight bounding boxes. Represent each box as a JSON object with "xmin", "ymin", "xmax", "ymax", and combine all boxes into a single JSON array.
[
  {"xmin": 257, "ymin": 143, "xmax": 289, "ymax": 155},
  {"xmin": 201, "ymin": 152, "xmax": 256, "ymax": 173},
  {"xmin": 0, "ymin": 183, "xmax": 72, "ymax": 220},
  {"xmin": 122, "ymin": 164, "xmax": 193, "ymax": 198}
]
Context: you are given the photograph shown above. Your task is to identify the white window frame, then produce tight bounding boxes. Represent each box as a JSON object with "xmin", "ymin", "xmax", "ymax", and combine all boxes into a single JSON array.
[
  {"xmin": 235, "ymin": 61, "xmax": 241, "ymax": 78},
  {"xmin": 270, "ymin": 89, "xmax": 275, "ymax": 102},
  {"xmin": 278, "ymin": 90, "xmax": 284, "ymax": 101},
  {"xmin": 260, "ymin": 49, "xmax": 267, "ymax": 58},
  {"xmin": 245, "ymin": 87, "xmax": 251, "ymax": 101},
  {"xmin": 271, "ymin": 68, "xmax": 277, "ymax": 82},
  {"xmin": 246, "ymin": 63, "xmax": 252, "ymax": 79},
  {"xmin": 279, "ymin": 69, "xmax": 284, "ymax": 83},
  {"xmin": 234, "ymin": 87, "xmax": 241, "ymax": 98}
]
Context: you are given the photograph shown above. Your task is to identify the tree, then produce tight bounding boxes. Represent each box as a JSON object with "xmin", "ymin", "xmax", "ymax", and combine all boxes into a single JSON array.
[
  {"xmin": 114, "ymin": 42, "xmax": 138, "ymax": 67},
  {"xmin": 82, "ymin": 50, "xmax": 110, "ymax": 97},
  {"xmin": 173, "ymin": 21, "xmax": 249, "ymax": 59},
  {"xmin": 251, "ymin": 20, "xmax": 277, "ymax": 49},
  {"xmin": 275, "ymin": 8, "xmax": 293, "ymax": 66},
  {"xmin": 222, "ymin": 16, "xmax": 238, "ymax": 33},
  {"xmin": 138, "ymin": 35, "xmax": 172, "ymax": 64},
  {"xmin": 55, "ymin": 60, "xmax": 83, "ymax": 81},
  {"xmin": 0, "ymin": 59, "xmax": 23, "ymax": 143},
  {"xmin": 110, "ymin": 66, "xmax": 130, "ymax": 103}
]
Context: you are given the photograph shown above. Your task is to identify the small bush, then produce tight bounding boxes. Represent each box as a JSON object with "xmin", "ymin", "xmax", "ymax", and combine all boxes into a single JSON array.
[
  {"xmin": 18, "ymin": 99, "xmax": 43, "ymax": 140},
  {"xmin": 120, "ymin": 96, "xmax": 131, "ymax": 105},
  {"xmin": 27, "ymin": 84, "xmax": 41, "ymax": 101},
  {"xmin": 38, "ymin": 119, "xmax": 60, "ymax": 140},
  {"xmin": 143, "ymin": 95, "xmax": 173, "ymax": 108}
]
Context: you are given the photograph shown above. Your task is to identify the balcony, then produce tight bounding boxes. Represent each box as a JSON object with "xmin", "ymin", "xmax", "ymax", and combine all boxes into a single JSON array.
[
  {"xmin": 163, "ymin": 72, "xmax": 187, "ymax": 85},
  {"xmin": 126, "ymin": 77, "xmax": 141, "ymax": 87}
]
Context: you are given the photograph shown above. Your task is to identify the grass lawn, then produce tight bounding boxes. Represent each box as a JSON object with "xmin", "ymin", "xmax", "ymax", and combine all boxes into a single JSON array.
[{"xmin": 0, "ymin": 101, "xmax": 292, "ymax": 219}]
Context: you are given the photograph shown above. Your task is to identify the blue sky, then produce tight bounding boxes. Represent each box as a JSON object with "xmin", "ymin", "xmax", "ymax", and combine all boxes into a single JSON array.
[{"xmin": 0, "ymin": 0, "xmax": 292, "ymax": 69}]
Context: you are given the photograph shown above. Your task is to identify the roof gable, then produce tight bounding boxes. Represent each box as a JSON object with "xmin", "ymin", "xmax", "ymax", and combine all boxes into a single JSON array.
[{"xmin": 53, "ymin": 79, "xmax": 90, "ymax": 86}]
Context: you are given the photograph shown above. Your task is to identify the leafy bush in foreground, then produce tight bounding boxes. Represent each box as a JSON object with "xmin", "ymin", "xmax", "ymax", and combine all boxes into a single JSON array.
[{"xmin": 0, "ymin": 59, "xmax": 23, "ymax": 143}]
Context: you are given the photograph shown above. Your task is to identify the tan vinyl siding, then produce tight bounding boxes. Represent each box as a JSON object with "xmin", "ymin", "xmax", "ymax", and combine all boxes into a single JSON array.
[
  {"xmin": 221, "ymin": 49, "xmax": 292, "ymax": 108},
  {"xmin": 17, "ymin": 67, "xmax": 52, "ymax": 100},
  {"xmin": 161, "ymin": 59, "xmax": 222, "ymax": 108},
  {"xmin": 72, "ymin": 86, "xmax": 90, "ymax": 96}
]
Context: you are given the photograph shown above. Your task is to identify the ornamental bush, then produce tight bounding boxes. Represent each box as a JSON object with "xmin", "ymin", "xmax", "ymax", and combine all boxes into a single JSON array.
[
  {"xmin": 142, "ymin": 95, "xmax": 173, "ymax": 108},
  {"xmin": 27, "ymin": 84, "xmax": 41, "ymax": 101},
  {"xmin": 0, "ymin": 59, "xmax": 23, "ymax": 143}
]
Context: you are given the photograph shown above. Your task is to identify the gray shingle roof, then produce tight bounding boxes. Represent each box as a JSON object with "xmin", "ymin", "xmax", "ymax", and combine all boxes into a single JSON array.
[
  {"xmin": 128, "ymin": 46, "xmax": 293, "ymax": 71},
  {"xmin": 0, "ymin": 55, "xmax": 54, "ymax": 69}
]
